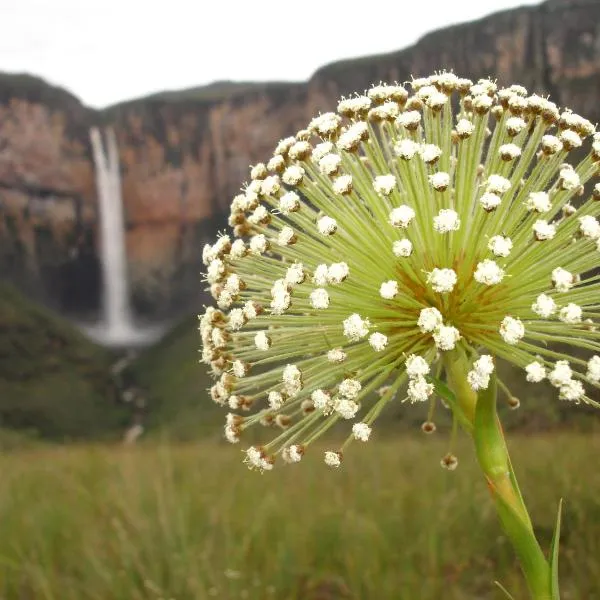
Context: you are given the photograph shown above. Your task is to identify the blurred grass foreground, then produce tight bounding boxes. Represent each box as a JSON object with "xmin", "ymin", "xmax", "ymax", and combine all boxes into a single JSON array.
[{"xmin": 1, "ymin": 435, "xmax": 599, "ymax": 600}]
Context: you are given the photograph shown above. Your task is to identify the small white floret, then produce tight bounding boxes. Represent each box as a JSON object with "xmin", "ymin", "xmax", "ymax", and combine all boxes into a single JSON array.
[
  {"xmin": 389, "ymin": 206, "xmax": 416, "ymax": 228},
  {"xmin": 474, "ymin": 260, "xmax": 505, "ymax": 286},
  {"xmin": 526, "ymin": 192, "xmax": 551, "ymax": 213},
  {"xmin": 532, "ymin": 294, "xmax": 556, "ymax": 318},
  {"xmin": 417, "ymin": 307, "xmax": 443, "ymax": 333},
  {"xmin": 327, "ymin": 262, "xmax": 350, "ymax": 284},
  {"xmin": 552, "ymin": 267, "xmax": 574, "ymax": 292},
  {"xmin": 327, "ymin": 348, "xmax": 347, "ymax": 363},
  {"xmin": 430, "ymin": 172, "xmax": 450, "ymax": 191},
  {"xmin": 380, "ymin": 280, "xmax": 399, "ymax": 299},
  {"xmin": 427, "ymin": 268, "xmax": 457, "ymax": 293},
  {"xmin": 533, "ymin": 220, "xmax": 556, "ymax": 241},
  {"xmin": 392, "ymin": 239, "xmax": 413, "ymax": 257},
  {"xmin": 525, "ymin": 361, "xmax": 546, "ymax": 383},
  {"xmin": 394, "ymin": 139, "xmax": 419, "ymax": 159},
  {"xmin": 373, "ymin": 174, "xmax": 397, "ymax": 196},
  {"xmin": 480, "ymin": 192, "xmax": 502, "ymax": 211},
  {"xmin": 254, "ymin": 331, "xmax": 271, "ymax": 351},
  {"xmin": 549, "ymin": 361, "xmax": 572, "ymax": 387},
  {"xmin": 310, "ymin": 288, "xmax": 330, "ymax": 309},
  {"xmin": 433, "ymin": 209, "xmax": 460, "ymax": 233},
  {"xmin": 559, "ymin": 303, "xmax": 582, "ymax": 324},
  {"xmin": 343, "ymin": 314, "xmax": 370, "ymax": 341},
  {"xmin": 407, "ymin": 377, "xmax": 434, "ymax": 402},
  {"xmin": 486, "ymin": 175, "xmax": 511, "ymax": 194},
  {"xmin": 352, "ymin": 423, "xmax": 372, "ymax": 442},
  {"xmin": 579, "ymin": 216, "xmax": 600, "ymax": 239},
  {"xmin": 339, "ymin": 378, "xmax": 362, "ymax": 399},
  {"xmin": 405, "ymin": 355, "xmax": 430, "ymax": 378},
  {"xmin": 369, "ymin": 332, "xmax": 388, "ymax": 352},
  {"xmin": 586, "ymin": 356, "xmax": 600, "ymax": 382},
  {"xmin": 324, "ymin": 451, "xmax": 342, "ymax": 467},
  {"xmin": 433, "ymin": 325, "xmax": 460, "ymax": 351},
  {"xmin": 279, "ymin": 191, "xmax": 300, "ymax": 214},
  {"xmin": 317, "ymin": 216, "xmax": 338, "ymax": 235},
  {"xmin": 488, "ymin": 235, "xmax": 512, "ymax": 257},
  {"xmin": 499, "ymin": 316, "xmax": 525, "ymax": 345}
]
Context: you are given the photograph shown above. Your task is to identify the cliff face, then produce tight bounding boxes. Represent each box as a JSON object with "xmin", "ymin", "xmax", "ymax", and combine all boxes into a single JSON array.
[{"xmin": 0, "ymin": 0, "xmax": 599, "ymax": 318}]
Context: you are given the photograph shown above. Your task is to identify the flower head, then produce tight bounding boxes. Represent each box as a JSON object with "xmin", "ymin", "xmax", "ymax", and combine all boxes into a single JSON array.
[{"xmin": 200, "ymin": 72, "xmax": 600, "ymax": 470}]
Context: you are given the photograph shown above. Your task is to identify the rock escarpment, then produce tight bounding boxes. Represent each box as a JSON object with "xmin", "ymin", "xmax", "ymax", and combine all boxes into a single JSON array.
[{"xmin": 0, "ymin": 0, "xmax": 598, "ymax": 318}]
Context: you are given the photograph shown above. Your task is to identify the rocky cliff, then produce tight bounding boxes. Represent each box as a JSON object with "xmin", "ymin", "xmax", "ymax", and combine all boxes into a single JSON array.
[{"xmin": 0, "ymin": 0, "xmax": 598, "ymax": 318}]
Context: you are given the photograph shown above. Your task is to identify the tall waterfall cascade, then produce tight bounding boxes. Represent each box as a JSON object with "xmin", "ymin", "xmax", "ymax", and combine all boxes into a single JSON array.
[{"xmin": 86, "ymin": 127, "xmax": 162, "ymax": 347}]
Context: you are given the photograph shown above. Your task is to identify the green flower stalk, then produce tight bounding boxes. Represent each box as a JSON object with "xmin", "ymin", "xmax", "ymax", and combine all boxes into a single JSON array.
[{"xmin": 199, "ymin": 72, "xmax": 600, "ymax": 597}]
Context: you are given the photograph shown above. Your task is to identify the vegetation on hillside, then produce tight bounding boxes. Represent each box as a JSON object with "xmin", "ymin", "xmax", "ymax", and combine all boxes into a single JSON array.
[{"xmin": 0, "ymin": 283, "xmax": 128, "ymax": 440}]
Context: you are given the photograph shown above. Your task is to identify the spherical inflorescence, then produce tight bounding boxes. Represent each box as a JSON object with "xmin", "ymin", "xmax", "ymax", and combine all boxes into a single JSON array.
[{"xmin": 200, "ymin": 73, "xmax": 600, "ymax": 471}]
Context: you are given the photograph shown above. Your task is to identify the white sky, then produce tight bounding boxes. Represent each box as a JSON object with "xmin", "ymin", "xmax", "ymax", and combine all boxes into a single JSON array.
[{"xmin": 1, "ymin": 0, "xmax": 541, "ymax": 108}]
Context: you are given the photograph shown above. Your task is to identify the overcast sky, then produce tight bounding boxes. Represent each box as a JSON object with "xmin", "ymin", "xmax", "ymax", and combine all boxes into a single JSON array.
[{"xmin": 1, "ymin": 0, "xmax": 541, "ymax": 108}]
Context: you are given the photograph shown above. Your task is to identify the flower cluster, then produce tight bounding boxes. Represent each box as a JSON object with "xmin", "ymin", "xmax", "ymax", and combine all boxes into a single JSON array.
[{"xmin": 200, "ymin": 72, "xmax": 600, "ymax": 471}]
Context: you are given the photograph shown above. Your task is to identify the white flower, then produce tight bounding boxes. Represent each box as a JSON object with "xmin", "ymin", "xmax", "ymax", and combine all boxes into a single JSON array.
[
  {"xmin": 559, "ymin": 303, "xmax": 582, "ymax": 324},
  {"xmin": 419, "ymin": 144, "xmax": 442, "ymax": 164},
  {"xmin": 324, "ymin": 451, "xmax": 342, "ymax": 467},
  {"xmin": 206, "ymin": 258, "xmax": 225, "ymax": 284},
  {"xmin": 488, "ymin": 235, "xmax": 512, "ymax": 257},
  {"xmin": 467, "ymin": 369, "xmax": 490, "ymax": 391},
  {"xmin": 525, "ymin": 361, "xmax": 546, "ymax": 383},
  {"xmin": 332, "ymin": 174, "xmax": 353, "ymax": 195},
  {"xmin": 541, "ymin": 135, "xmax": 563, "ymax": 154},
  {"xmin": 433, "ymin": 209, "xmax": 460, "ymax": 233},
  {"xmin": 254, "ymin": 331, "xmax": 271, "ymax": 351},
  {"xmin": 559, "ymin": 129, "xmax": 582, "ymax": 149},
  {"xmin": 311, "ymin": 389, "xmax": 331, "ymax": 410},
  {"xmin": 317, "ymin": 216, "xmax": 338, "ymax": 235},
  {"xmin": 486, "ymin": 175, "xmax": 511, "ymax": 194},
  {"xmin": 499, "ymin": 316, "xmax": 525, "ymax": 345},
  {"xmin": 282, "ymin": 165, "xmax": 305, "ymax": 185},
  {"xmin": 474, "ymin": 355, "xmax": 495, "ymax": 376},
  {"xmin": 405, "ymin": 355, "xmax": 430, "ymax": 378},
  {"xmin": 312, "ymin": 141, "xmax": 334, "ymax": 162},
  {"xmin": 559, "ymin": 379, "xmax": 585, "ymax": 402},
  {"xmin": 407, "ymin": 377, "xmax": 434, "ymax": 402},
  {"xmin": 474, "ymin": 260, "xmax": 505, "ymax": 286},
  {"xmin": 427, "ymin": 268, "xmax": 457, "ymax": 293},
  {"xmin": 282, "ymin": 445, "xmax": 304, "ymax": 463},
  {"xmin": 506, "ymin": 117, "xmax": 526, "ymax": 135},
  {"xmin": 335, "ymin": 398, "xmax": 360, "ymax": 419},
  {"xmin": 533, "ymin": 220, "xmax": 556, "ymax": 241},
  {"xmin": 455, "ymin": 119, "xmax": 474, "ymax": 138},
  {"xmin": 260, "ymin": 175, "xmax": 280, "ymax": 196},
  {"xmin": 310, "ymin": 288, "xmax": 330, "ymax": 309},
  {"xmin": 337, "ymin": 122, "xmax": 368, "ymax": 151},
  {"xmin": 270, "ymin": 285, "xmax": 291, "ymax": 315},
  {"xmin": 433, "ymin": 325, "xmax": 460, "ymax": 351},
  {"xmin": 249, "ymin": 234, "xmax": 268, "ymax": 255},
  {"xmin": 480, "ymin": 193, "xmax": 502, "ymax": 211},
  {"xmin": 499, "ymin": 143, "xmax": 522, "ymax": 160},
  {"xmin": 392, "ymin": 239, "xmax": 413, "ymax": 257},
  {"xmin": 579, "ymin": 216, "xmax": 600, "ymax": 239},
  {"xmin": 394, "ymin": 139, "xmax": 420, "ymax": 159},
  {"xmin": 380, "ymin": 280, "xmax": 399, "ymax": 299},
  {"xmin": 559, "ymin": 166, "xmax": 580, "ymax": 190},
  {"xmin": 418, "ymin": 307, "xmax": 443, "ymax": 333},
  {"xmin": 313, "ymin": 264, "xmax": 329, "ymax": 286},
  {"xmin": 430, "ymin": 172, "xmax": 451, "ymax": 191},
  {"xmin": 230, "ymin": 239, "xmax": 247, "ymax": 259},
  {"xmin": 352, "ymin": 423, "xmax": 372, "ymax": 442},
  {"xmin": 369, "ymin": 332, "xmax": 388, "ymax": 352},
  {"xmin": 339, "ymin": 378, "xmax": 362, "ymax": 399},
  {"xmin": 228, "ymin": 308, "xmax": 246, "ymax": 331},
  {"xmin": 285, "ymin": 263, "xmax": 306, "ymax": 285},
  {"xmin": 586, "ymin": 356, "xmax": 600, "ymax": 382},
  {"xmin": 373, "ymin": 174, "xmax": 397, "ymax": 195},
  {"xmin": 245, "ymin": 447, "xmax": 273, "ymax": 472},
  {"xmin": 278, "ymin": 227, "xmax": 296, "ymax": 246},
  {"xmin": 532, "ymin": 293, "xmax": 557, "ymax": 318},
  {"xmin": 343, "ymin": 313, "xmax": 370, "ymax": 341},
  {"xmin": 473, "ymin": 94, "xmax": 493, "ymax": 111},
  {"xmin": 327, "ymin": 262, "xmax": 350, "ymax": 284},
  {"xmin": 279, "ymin": 191, "xmax": 300, "ymax": 214},
  {"xmin": 389, "ymin": 206, "xmax": 416, "ymax": 228},
  {"xmin": 268, "ymin": 391, "xmax": 284, "ymax": 410},
  {"xmin": 397, "ymin": 110, "xmax": 421, "ymax": 129},
  {"xmin": 552, "ymin": 267, "xmax": 574, "ymax": 292},
  {"xmin": 319, "ymin": 153, "xmax": 342, "ymax": 175},
  {"xmin": 526, "ymin": 192, "xmax": 551, "ymax": 213},
  {"xmin": 549, "ymin": 361, "xmax": 572, "ymax": 387},
  {"xmin": 327, "ymin": 348, "xmax": 347, "ymax": 363}
]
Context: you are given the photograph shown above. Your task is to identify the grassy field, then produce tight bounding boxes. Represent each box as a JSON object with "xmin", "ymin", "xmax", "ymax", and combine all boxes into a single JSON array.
[{"xmin": 1, "ymin": 434, "xmax": 599, "ymax": 600}]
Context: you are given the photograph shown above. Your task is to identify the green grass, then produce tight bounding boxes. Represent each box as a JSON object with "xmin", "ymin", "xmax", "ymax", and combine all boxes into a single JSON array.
[{"xmin": 1, "ymin": 434, "xmax": 599, "ymax": 599}]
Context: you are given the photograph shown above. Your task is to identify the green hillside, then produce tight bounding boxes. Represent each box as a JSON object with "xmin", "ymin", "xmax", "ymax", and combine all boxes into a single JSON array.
[{"xmin": 0, "ymin": 283, "xmax": 128, "ymax": 441}]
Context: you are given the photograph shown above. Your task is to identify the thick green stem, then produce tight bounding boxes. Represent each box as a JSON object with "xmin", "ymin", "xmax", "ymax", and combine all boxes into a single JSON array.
[{"xmin": 443, "ymin": 348, "xmax": 552, "ymax": 599}]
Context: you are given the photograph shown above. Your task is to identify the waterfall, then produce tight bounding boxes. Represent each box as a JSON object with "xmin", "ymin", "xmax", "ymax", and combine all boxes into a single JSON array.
[{"xmin": 87, "ymin": 127, "xmax": 162, "ymax": 346}]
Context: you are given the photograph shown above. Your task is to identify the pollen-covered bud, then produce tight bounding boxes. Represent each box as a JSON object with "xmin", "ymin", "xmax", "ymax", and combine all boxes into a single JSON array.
[
  {"xmin": 532, "ymin": 293, "xmax": 556, "ymax": 318},
  {"xmin": 394, "ymin": 139, "xmax": 419, "ymax": 160},
  {"xmin": 281, "ymin": 444, "xmax": 304, "ymax": 464},
  {"xmin": 526, "ymin": 191, "xmax": 551, "ymax": 213},
  {"xmin": 540, "ymin": 135, "xmax": 563, "ymax": 155},
  {"xmin": 499, "ymin": 143, "xmax": 522, "ymax": 161},
  {"xmin": 337, "ymin": 95, "xmax": 372, "ymax": 118},
  {"xmin": 525, "ymin": 361, "xmax": 546, "ymax": 383},
  {"xmin": 288, "ymin": 140, "xmax": 312, "ymax": 161},
  {"xmin": 474, "ymin": 260, "xmax": 505, "ymax": 286},
  {"xmin": 308, "ymin": 112, "xmax": 342, "ymax": 138},
  {"xmin": 418, "ymin": 307, "xmax": 443, "ymax": 333},
  {"xmin": 419, "ymin": 143, "xmax": 442, "ymax": 164},
  {"xmin": 433, "ymin": 209, "xmax": 460, "ymax": 233},
  {"xmin": 441, "ymin": 453, "xmax": 458, "ymax": 470},
  {"xmin": 310, "ymin": 288, "xmax": 330, "ymax": 309},
  {"xmin": 282, "ymin": 165, "xmax": 305, "ymax": 186},
  {"xmin": 559, "ymin": 165, "xmax": 581, "ymax": 191},
  {"xmin": 369, "ymin": 332, "xmax": 388, "ymax": 352},
  {"xmin": 430, "ymin": 172, "xmax": 451, "ymax": 191},
  {"xmin": 397, "ymin": 110, "xmax": 421, "ymax": 131},
  {"xmin": 408, "ymin": 377, "xmax": 434, "ymax": 402},
  {"xmin": 343, "ymin": 313, "xmax": 370, "ymax": 341},
  {"xmin": 250, "ymin": 163, "xmax": 267, "ymax": 180},
  {"xmin": 552, "ymin": 267, "xmax": 574, "ymax": 292},
  {"xmin": 337, "ymin": 122, "xmax": 369, "ymax": 152},
  {"xmin": 433, "ymin": 325, "xmax": 460, "ymax": 351},
  {"xmin": 327, "ymin": 348, "xmax": 347, "ymax": 363},
  {"xmin": 480, "ymin": 192, "xmax": 502, "ymax": 212},
  {"xmin": 380, "ymin": 280, "xmax": 399, "ymax": 299},
  {"xmin": 373, "ymin": 174, "xmax": 397, "ymax": 196},
  {"xmin": 278, "ymin": 226, "xmax": 297, "ymax": 246},
  {"xmin": 421, "ymin": 421, "xmax": 437, "ymax": 434},
  {"xmin": 317, "ymin": 216, "xmax": 338, "ymax": 236},
  {"xmin": 392, "ymin": 238, "xmax": 413, "ymax": 257},
  {"xmin": 488, "ymin": 235, "xmax": 512, "ymax": 257},
  {"xmin": 455, "ymin": 119, "xmax": 474, "ymax": 139},
  {"xmin": 560, "ymin": 129, "xmax": 582, "ymax": 151},
  {"xmin": 389, "ymin": 205, "xmax": 415, "ymax": 228},
  {"xmin": 332, "ymin": 174, "xmax": 353, "ymax": 195},
  {"xmin": 533, "ymin": 220, "xmax": 556, "ymax": 241},
  {"xmin": 324, "ymin": 451, "xmax": 342, "ymax": 468}
]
